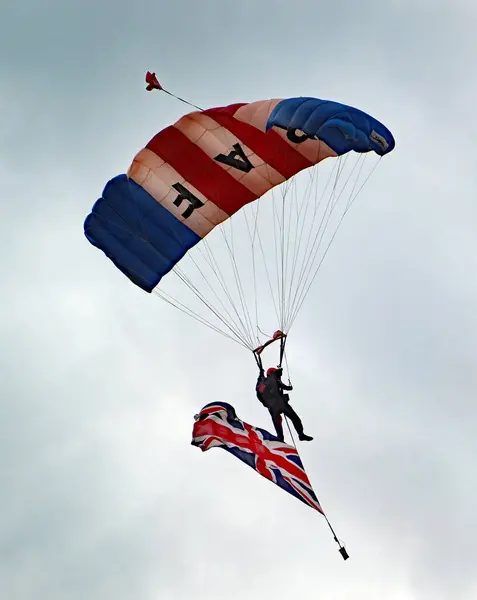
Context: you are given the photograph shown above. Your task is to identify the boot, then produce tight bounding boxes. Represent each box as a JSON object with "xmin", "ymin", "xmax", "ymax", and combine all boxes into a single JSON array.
[{"xmin": 298, "ymin": 433, "xmax": 313, "ymax": 441}]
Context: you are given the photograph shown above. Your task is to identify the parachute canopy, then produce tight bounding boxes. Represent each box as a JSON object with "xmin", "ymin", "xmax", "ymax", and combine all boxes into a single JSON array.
[
  {"xmin": 84, "ymin": 93, "xmax": 394, "ymax": 349},
  {"xmin": 84, "ymin": 96, "xmax": 394, "ymax": 292}
]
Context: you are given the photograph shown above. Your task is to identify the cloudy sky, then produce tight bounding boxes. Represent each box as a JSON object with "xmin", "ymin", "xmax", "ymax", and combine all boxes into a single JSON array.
[{"xmin": 1, "ymin": 1, "xmax": 476, "ymax": 599}]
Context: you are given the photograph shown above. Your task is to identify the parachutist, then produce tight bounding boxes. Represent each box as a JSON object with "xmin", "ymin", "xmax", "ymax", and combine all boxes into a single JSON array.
[{"xmin": 256, "ymin": 366, "xmax": 313, "ymax": 442}]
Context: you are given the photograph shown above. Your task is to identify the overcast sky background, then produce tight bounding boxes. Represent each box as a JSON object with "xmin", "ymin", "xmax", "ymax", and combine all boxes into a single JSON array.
[{"xmin": 1, "ymin": 1, "xmax": 477, "ymax": 599}]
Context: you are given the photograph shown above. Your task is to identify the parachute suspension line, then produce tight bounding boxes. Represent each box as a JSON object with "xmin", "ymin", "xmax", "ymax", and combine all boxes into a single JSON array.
[
  {"xmin": 301, "ymin": 156, "xmax": 348, "ymax": 274},
  {"xmin": 154, "ymin": 289, "xmax": 249, "ymax": 349},
  {"xmin": 176, "ymin": 240, "xmax": 252, "ymax": 341},
  {"xmin": 284, "ymin": 162, "xmax": 324, "ymax": 327},
  {"xmin": 173, "ymin": 225, "xmax": 266, "ymax": 349},
  {"xmin": 197, "ymin": 209, "xmax": 261, "ymax": 350},
  {"xmin": 270, "ymin": 189, "xmax": 283, "ymax": 330},
  {"xmin": 155, "ymin": 293, "xmax": 242, "ymax": 346},
  {"xmin": 286, "ymin": 157, "xmax": 359, "ymax": 329},
  {"xmin": 270, "ymin": 185, "xmax": 287, "ymax": 332},
  {"xmin": 243, "ymin": 200, "xmax": 265, "ymax": 347},
  {"xmin": 285, "ymin": 154, "xmax": 358, "ymax": 329},
  {"xmin": 290, "ymin": 153, "xmax": 379, "ymax": 327},
  {"xmin": 288, "ymin": 154, "xmax": 381, "ymax": 329},
  {"xmin": 245, "ymin": 198, "xmax": 282, "ymax": 330},
  {"xmin": 282, "ymin": 164, "xmax": 320, "ymax": 329},
  {"xmin": 283, "ymin": 155, "xmax": 345, "ymax": 330},
  {"xmin": 246, "ymin": 144, "xmax": 352, "ymax": 342},
  {"xmin": 197, "ymin": 240, "xmax": 238, "ymax": 311},
  {"xmin": 270, "ymin": 172, "xmax": 298, "ymax": 334},
  {"xmin": 174, "ymin": 199, "xmax": 267, "ymax": 351},
  {"xmin": 161, "ymin": 219, "xmax": 259, "ymax": 351},
  {"xmin": 184, "ymin": 244, "xmax": 255, "ymax": 348},
  {"xmin": 279, "ymin": 171, "xmax": 303, "ymax": 334},
  {"xmin": 279, "ymin": 184, "xmax": 287, "ymax": 331},
  {"xmin": 280, "ymin": 180, "xmax": 296, "ymax": 323},
  {"xmin": 269, "ymin": 144, "xmax": 296, "ymax": 334},
  {"xmin": 278, "ymin": 155, "xmax": 300, "ymax": 334},
  {"xmin": 344, "ymin": 155, "xmax": 382, "ymax": 214},
  {"xmin": 218, "ymin": 217, "xmax": 257, "ymax": 348},
  {"xmin": 196, "ymin": 238, "xmax": 250, "ymax": 346},
  {"xmin": 172, "ymin": 267, "xmax": 253, "ymax": 348},
  {"xmin": 161, "ymin": 228, "xmax": 256, "ymax": 348},
  {"xmin": 281, "ymin": 180, "xmax": 299, "ymax": 332},
  {"xmin": 251, "ymin": 201, "xmax": 261, "ymax": 346}
]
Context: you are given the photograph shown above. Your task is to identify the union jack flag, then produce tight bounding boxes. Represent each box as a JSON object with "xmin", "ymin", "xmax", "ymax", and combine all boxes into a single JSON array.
[{"xmin": 191, "ymin": 401, "xmax": 324, "ymax": 514}]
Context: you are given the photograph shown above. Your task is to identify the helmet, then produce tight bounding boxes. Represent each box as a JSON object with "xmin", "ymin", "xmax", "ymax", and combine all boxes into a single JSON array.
[{"xmin": 267, "ymin": 367, "xmax": 278, "ymax": 376}]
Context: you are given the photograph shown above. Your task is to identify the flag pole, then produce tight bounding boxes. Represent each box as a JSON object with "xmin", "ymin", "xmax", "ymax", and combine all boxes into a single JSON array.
[{"xmin": 285, "ymin": 418, "xmax": 349, "ymax": 560}]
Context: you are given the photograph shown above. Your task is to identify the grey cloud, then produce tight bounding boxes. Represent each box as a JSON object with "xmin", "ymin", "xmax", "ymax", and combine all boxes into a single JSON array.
[{"xmin": 1, "ymin": 1, "xmax": 476, "ymax": 598}]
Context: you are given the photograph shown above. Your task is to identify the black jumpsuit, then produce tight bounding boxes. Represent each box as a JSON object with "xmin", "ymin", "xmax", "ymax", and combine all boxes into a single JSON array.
[{"xmin": 257, "ymin": 373, "xmax": 304, "ymax": 441}]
